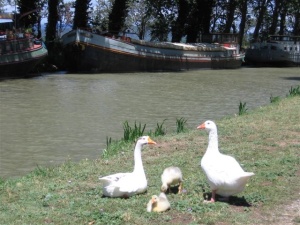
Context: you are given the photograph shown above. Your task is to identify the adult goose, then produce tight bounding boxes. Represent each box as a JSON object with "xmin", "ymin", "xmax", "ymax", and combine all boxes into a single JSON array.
[
  {"xmin": 197, "ymin": 120, "xmax": 254, "ymax": 203},
  {"xmin": 99, "ymin": 136, "xmax": 156, "ymax": 198}
]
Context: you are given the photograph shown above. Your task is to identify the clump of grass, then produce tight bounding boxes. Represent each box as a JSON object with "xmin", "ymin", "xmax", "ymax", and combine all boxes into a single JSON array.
[
  {"xmin": 123, "ymin": 121, "xmax": 146, "ymax": 142},
  {"xmin": 270, "ymin": 94, "xmax": 280, "ymax": 103},
  {"xmin": 106, "ymin": 136, "xmax": 112, "ymax": 149},
  {"xmin": 238, "ymin": 101, "xmax": 248, "ymax": 115},
  {"xmin": 288, "ymin": 85, "xmax": 300, "ymax": 97},
  {"xmin": 152, "ymin": 119, "xmax": 167, "ymax": 136},
  {"xmin": 176, "ymin": 117, "xmax": 188, "ymax": 133}
]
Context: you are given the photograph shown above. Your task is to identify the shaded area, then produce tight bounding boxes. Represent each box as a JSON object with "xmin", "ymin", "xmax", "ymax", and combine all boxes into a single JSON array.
[
  {"xmin": 282, "ymin": 76, "xmax": 300, "ymax": 81},
  {"xmin": 202, "ymin": 191, "xmax": 252, "ymax": 207}
]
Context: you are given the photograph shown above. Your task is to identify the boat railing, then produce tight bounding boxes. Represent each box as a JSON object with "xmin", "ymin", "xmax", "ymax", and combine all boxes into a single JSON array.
[{"xmin": 0, "ymin": 36, "xmax": 42, "ymax": 55}]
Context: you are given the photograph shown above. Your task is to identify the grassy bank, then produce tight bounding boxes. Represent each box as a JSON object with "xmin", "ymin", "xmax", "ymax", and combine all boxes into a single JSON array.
[{"xmin": 1, "ymin": 96, "xmax": 299, "ymax": 224}]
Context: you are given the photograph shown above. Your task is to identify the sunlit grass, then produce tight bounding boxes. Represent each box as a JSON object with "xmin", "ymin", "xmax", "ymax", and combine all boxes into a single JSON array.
[{"xmin": 0, "ymin": 94, "xmax": 299, "ymax": 225}]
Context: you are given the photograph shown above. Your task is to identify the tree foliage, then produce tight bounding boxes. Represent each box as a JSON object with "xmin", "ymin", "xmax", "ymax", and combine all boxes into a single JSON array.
[
  {"xmin": 3, "ymin": 0, "xmax": 299, "ymax": 44},
  {"xmin": 17, "ymin": 0, "xmax": 39, "ymax": 29},
  {"xmin": 108, "ymin": 0, "xmax": 130, "ymax": 34},
  {"xmin": 73, "ymin": 0, "xmax": 91, "ymax": 29}
]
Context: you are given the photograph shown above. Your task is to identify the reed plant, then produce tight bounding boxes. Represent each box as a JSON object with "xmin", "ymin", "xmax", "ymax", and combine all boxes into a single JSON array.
[
  {"xmin": 152, "ymin": 119, "xmax": 167, "ymax": 136},
  {"xmin": 106, "ymin": 136, "xmax": 112, "ymax": 149},
  {"xmin": 238, "ymin": 101, "xmax": 248, "ymax": 115},
  {"xmin": 288, "ymin": 85, "xmax": 300, "ymax": 96},
  {"xmin": 123, "ymin": 121, "xmax": 146, "ymax": 142},
  {"xmin": 176, "ymin": 117, "xmax": 188, "ymax": 133}
]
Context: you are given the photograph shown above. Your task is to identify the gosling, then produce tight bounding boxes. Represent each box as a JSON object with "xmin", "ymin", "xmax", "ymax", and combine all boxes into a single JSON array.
[
  {"xmin": 161, "ymin": 166, "xmax": 183, "ymax": 194},
  {"xmin": 147, "ymin": 192, "xmax": 170, "ymax": 212}
]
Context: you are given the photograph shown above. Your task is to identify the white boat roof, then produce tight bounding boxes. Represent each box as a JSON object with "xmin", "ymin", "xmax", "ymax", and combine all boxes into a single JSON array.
[
  {"xmin": 0, "ymin": 19, "xmax": 13, "ymax": 23},
  {"xmin": 172, "ymin": 43, "xmax": 195, "ymax": 47}
]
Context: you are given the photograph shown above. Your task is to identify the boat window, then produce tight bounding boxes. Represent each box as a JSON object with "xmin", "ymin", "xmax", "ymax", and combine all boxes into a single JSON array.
[
  {"xmin": 271, "ymin": 45, "xmax": 277, "ymax": 50},
  {"xmin": 290, "ymin": 47, "xmax": 293, "ymax": 51},
  {"xmin": 284, "ymin": 47, "xmax": 287, "ymax": 50}
]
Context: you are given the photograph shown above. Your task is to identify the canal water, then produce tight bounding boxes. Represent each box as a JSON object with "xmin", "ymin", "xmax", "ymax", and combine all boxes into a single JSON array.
[{"xmin": 0, "ymin": 67, "xmax": 299, "ymax": 178}]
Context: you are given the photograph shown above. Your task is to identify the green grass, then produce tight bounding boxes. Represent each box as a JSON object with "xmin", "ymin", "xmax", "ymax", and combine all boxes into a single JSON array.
[{"xmin": 0, "ymin": 96, "xmax": 299, "ymax": 224}]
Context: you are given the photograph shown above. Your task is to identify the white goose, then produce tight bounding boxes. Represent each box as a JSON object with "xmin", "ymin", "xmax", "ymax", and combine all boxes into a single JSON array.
[
  {"xmin": 99, "ymin": 136, "xmax": 156, "ymax": 198},
  {"xmin": 197, "ymin": 120, "xmax": 254, "ymax": 203}
]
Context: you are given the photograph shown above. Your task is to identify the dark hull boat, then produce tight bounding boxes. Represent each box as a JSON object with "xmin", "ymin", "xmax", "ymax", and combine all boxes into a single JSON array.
[
  {"xmin": 245, "ymin": 35, "xmax": 300, "ymax": 67},
  {"xmin": 0, "ymin": 37, "xmax": 48, "ymax": 79},
  {"xmin": 61, "ymin": 29, "xmax": 245, "ymax": 73},
  {"xmin": 0, "ymin": 17, "xmax": 48, "ymax": 80}
]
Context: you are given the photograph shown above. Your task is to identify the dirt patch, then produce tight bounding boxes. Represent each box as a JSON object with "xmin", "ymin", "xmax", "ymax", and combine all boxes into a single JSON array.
[
  {"xmin": 167, "ymin": 211, "xmax": 195, "ymax": 224},
  {"xmin": 270, "ymin": 198, "xmax": 300, "ymax": 225},
  {"xmin": 250, "ymin": 198, "xmax": 300, "ymax": 225}
]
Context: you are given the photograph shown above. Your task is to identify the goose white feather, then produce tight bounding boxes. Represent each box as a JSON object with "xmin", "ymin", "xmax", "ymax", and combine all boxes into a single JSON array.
[
  {"xmin": 147, "ymin": 192, "xmax": 170, "ymax": 212},
  {"xmin": 161, "ymin": 166, "xmax": 183, "ymax": 194},
  {"xmin": 99, "ymin": 136, "xmax": 156, "ymax": 198},
  {"xmin": 197, "ymin": 120, "xmax": 254, "ymax": 202}
]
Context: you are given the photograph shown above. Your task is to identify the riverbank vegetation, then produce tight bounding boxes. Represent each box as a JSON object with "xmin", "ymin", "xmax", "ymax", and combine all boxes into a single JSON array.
[{"xmin": 0, "ymin": 88, "xmax": 299, "ymax": 224}]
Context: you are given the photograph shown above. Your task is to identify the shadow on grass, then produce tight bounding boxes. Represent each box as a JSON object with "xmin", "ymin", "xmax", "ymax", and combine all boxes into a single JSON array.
[
  {"xmin": 228, "ymin": 196, "xmax": 252, "ymax": 207},
  {"xmin": 167, "ymin": 185, "xmax": 182, "ymax": 194},
  {"xmin": 203, "ymin": 192, "xmax": 252, "ymax": 207}
]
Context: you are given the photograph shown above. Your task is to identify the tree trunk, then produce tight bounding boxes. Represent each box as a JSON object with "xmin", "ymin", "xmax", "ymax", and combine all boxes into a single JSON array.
[
  {"xmin": 186, "ymin": 0, "xmax": 214, "ymax": 42},
  {"xmin": 253, "ymin": 0, "xmax": 269, "ymax": 41},
  {"xmin": 278, "ymin": 7, "xmax": 287, "ymax": 35},
  {"xmin": 171, "ymin": 0, "xmax": 189, "ymax": 42},
  {"xmin": 238, "ymin": 0, "xmax": 248, "ymax": 47},
  {"xmin": 224, "ymin": 0, "xmax": 238, "ymax": 33},
  {"xmin": 45, "ymin": 0, "xmax": 59, "ymax": 66},
  {"xmin": 293, "ymin": 11, "xmax": 300, "ymax": 35},
  {"xmin": 268, "ymin": 0, "xmax": 282, "ymax": 35},
  {"xmin": 46, "ymin": 0, "xmax": 59, "ymax": 43}
]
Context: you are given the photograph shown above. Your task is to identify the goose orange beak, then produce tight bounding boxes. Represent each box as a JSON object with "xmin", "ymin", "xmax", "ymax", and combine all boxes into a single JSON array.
[
  {"xmin": 147, "ymin": 137, "xmax": 157, "ymax": 145},
  {"xmin": 197, "ymin": 123, "xmax": 205, "ymax": 129}
]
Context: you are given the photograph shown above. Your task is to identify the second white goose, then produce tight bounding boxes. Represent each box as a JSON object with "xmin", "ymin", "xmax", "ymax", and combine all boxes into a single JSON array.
[{"xmin": 197, "ymin": 120, "xmax": 254, "ymax": 203}]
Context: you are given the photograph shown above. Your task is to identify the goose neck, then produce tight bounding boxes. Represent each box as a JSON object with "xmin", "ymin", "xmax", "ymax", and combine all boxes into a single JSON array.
[
  {"xmin": 208, "ymin": 130, "xmax": 219, "ymax": 152},
  {"xmin": 133, "ymin": 143, "xmax": 145, "ymax": 174}
]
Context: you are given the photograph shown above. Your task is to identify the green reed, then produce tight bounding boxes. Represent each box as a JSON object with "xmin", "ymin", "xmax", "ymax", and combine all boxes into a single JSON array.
[
  {"xmin": 153, "ymin": 119, "xmax": 167, "ymax": 136},
  {"xmin": 238, "ymin": 101, "xmax": 248, "ymax": 115},
  {"xmin": 123, "ymin": 121, "xmax": 146, "ymax": 142},
  {"xmin": 288, "ymin": 85, "xmax": 300, "ymax": 97},
  {"xmin": 176, "ymin": 117, "xmax": 187, "ymax": 133}
]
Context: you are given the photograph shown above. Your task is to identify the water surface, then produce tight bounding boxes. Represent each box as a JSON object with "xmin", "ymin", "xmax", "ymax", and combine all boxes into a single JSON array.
[{"xmin": 0, "ymin": 67, "xmax": 299, "ymax": 178}]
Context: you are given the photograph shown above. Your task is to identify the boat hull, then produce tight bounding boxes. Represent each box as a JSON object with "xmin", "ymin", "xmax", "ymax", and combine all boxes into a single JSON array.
[
  {"xmin": 245, "ymin": 36, "xmax": 300, "ymax": 67},
  {"xmin": 62, "ymin": 30, "xmax": 244, "ymax": 73},
  {"xmin": 0, "ymin": 38, "xmax": 48, "ymax": 79}
]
